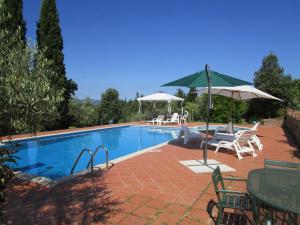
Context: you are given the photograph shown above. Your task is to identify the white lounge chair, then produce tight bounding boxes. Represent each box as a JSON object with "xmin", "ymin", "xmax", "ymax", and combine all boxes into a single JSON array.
[
  {"xmin": 204, "ymin": 122, "xmax": 263, "ymax": 151},
  {"xmin": 165, "ymin": 113, "xmax": 179, "ymax": 125},
  {"xmin": 249, "ymin": 122, "xmax": 263, "ymax": 150},
  {"xmin": 147, "ymin": 115, "xmax": 165, "ymax": 125},
  {"xmin": 179, "ymin": 125, "xmax": 202, "ymax": 145},
  {"xmin": 215, "ymin": 122, "xmax": 263, "ymax": 150},
  {"xmin": 209, "ymin": 130, "xmax": 257, "ymax": 160}
]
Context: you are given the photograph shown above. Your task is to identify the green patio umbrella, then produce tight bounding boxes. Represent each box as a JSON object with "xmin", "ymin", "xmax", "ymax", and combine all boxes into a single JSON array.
[
  {"xmin": 162, "ymin": 69, "xmax": 252, "ymax": 88},
  {"xmin": 161, "ymin": 65, "xmax": 252, "ymax": 165}
]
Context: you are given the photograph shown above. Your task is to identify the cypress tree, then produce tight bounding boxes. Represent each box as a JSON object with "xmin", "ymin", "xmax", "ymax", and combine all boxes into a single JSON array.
[{"xmin": 36, "ymin": 0, "xmax": 77, "ymax": 129}]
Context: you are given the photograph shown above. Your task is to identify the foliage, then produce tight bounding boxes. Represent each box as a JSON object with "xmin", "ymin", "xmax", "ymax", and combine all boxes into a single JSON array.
[
  {"xmin": 98, "ymin": 88, "xmax": 123, "ymax": 124},
  {"xmin": 183, "ymin": 96, "xmax": 203, "ymax": 121},
  {"xmin": 0, "ymin": 0, "xmax": 26, "ymax": 43},
  {"xmin": 184, "ymin": 94, "xmax": 247, "ymax": 123},
  {"xmin": 293, "ymin": 79, "xmax": 300, "ymax": 110},
  {"xmin": 248, "ymin": 53, "xmax": 298, "ymax": 119},
  {"xmin": 0, "ymin": 31, "xmax": 64, "ymax": 135},
  {"xmin": 68, "ymin": 98, "xmax": 99, "ymax": 128},
  {"xmin": 211, "ymin": 95, "xmax": 247, "ymax": 123},
  {"xmin": 0, "ymin": 147, "xmax": 17, "ymax": 222},
  {"xmin": 36, "ymin": 0, "xmax": 77, "ymax": 129},
  {"xmin": 186, "ymin": 87, "xmax": 197, "ymax": 103},
  {"xmin": 120, "ymin": 98, "xmax": 140, "ymax": 122},
  {"xmin": 173, "ymin": 88, "xmax": 186, "ymax": 112},
  {"xmin": 175, "ymin": 88, "xmax": 186, "ymax": 99}
]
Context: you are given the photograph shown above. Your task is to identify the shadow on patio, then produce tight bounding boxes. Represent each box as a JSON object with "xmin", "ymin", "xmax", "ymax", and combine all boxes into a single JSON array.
[{"xmin": 5, "ymin": 171, "xmax": 122, "ymax": 225}]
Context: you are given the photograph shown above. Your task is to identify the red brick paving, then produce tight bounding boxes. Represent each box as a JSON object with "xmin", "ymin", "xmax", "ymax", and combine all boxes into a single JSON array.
[{"xmin": 4, "ymin": 122, "xmax": 300, "ymax": 224}]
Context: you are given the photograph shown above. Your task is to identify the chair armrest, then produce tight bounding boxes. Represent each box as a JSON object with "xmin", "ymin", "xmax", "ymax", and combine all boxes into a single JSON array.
[
  {"xmin": 216, "ymin": 190, "xmax": 248, "ymax": 195},
  {"xmin": 223, "ymin": 177, "xmax": 247, "ymax": 182},
  {"xmin": 218, "ymin": 140, "xmax": 230, "ymax": 145}
]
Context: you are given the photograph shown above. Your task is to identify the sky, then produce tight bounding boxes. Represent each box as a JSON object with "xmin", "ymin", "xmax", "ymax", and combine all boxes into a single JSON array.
[{"xmin": 23, "ymin": 0, "xmax": 300, "ymax": 100}]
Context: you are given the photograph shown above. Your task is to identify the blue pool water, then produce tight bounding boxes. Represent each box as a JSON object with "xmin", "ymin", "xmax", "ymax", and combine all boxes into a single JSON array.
[{"xmin": 9, "ymin": 126, "xmax": 179, "ymax": 180}]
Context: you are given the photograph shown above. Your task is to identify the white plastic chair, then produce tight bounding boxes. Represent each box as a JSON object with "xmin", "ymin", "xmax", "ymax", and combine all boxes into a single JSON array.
[
  {"xmin": 249, "ymin": 122, "xmax": 263, "ymax": 150},
  {"xmin": 180, "ymin": 125, "xmax": 202, "ymax": 145},
  {"xmin": 205, "ymin": 122, "xmax": 263, "ymax": 151},
  {"xmin": 147, "ymin": 115, "xmax": 165, "ymax": 125},
  {"xmin": 205, "ymin": 130, "xmax": 257, "ymax": 160},
  {"xmin": 165, "ymin": 113, "xmax": 179, "ymax": 125},
  {"xmin": 180, "ymin": 110, "xmax": 189, "ymax": 124}
]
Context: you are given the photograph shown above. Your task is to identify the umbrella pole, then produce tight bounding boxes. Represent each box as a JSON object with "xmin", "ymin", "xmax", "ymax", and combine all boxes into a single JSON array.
[
  {"xmin": 231, "ymin": 92, "xmax": 234, "ymax": 132},
  {"xmin": 204, "ymin": 64, "xmax": 212, "ymax": 165}
]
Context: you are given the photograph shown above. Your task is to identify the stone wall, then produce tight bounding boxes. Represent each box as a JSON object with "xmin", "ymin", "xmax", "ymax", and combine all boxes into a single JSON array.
[{"xmin": 284, "ymin": 110, "xmax": 300, "ymax": 147}]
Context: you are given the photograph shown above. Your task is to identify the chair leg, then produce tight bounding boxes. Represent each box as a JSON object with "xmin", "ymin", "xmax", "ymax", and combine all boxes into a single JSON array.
[
  {"xmin": 251, "ymin": 196, "xmax": 258, "ymax": 225},
  {"xmin": 248, "ymin": 141, "xmax": 257, "ymax": 157},
  {"xmin": 216, "ymin": 207, "xmax": 223, "ymax": 225},
  {"xmin": 234, "ymin": 145, "xmax": 243, "ymax": 160},
  {"xmin": 215, "ymin": 144, "xmax": 221, "ymax": 153},
  {"xmin": 253, "ymin": 135, "xmax": 263, "ymax": 150}
]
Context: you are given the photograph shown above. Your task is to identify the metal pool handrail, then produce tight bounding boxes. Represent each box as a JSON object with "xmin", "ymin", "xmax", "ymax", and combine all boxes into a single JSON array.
[
  {"xmin": 87, "ymin": 145, "xmax": 109, "ymax": 169},
  {"xmin": 71, "ymin": 148, "xmax": 93, "ymax": 175}
]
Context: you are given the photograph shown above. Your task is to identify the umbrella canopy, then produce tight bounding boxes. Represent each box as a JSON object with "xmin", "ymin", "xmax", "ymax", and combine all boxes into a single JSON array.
[
  {"xmin": 137, "ymin": 93, "xmax": 184, "ymax": 114},
  {"xmin": 162, "ymin": 70, "xmax": 252, "ymax": 88},
  {"xmin": 161, "ymin": 67, "xmax": 253, "ymax": 165},
  {"xmin": 196, "ymin": 85, "xmax": 283, "ymax": 101},
  {"xmin": 196, "ymin": 85, "xmax": 283, "ymax": 132}
]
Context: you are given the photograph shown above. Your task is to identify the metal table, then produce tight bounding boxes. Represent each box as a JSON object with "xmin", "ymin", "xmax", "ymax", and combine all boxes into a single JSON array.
[{"xmin": 247, "ymin": 168, "xmax": 300, "ymax": 223}]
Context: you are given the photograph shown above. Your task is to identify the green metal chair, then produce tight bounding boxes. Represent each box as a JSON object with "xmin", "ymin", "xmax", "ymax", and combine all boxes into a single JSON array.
[
  {"xmin": 212, "ymin": 166, "xmax": 253, "ymax": 225},
  {"xmin": 264, "ymin": 159, "xmax": 300, "ymax": 171}
]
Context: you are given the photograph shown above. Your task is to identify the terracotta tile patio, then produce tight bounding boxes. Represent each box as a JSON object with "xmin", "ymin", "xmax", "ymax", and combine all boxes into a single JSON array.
[{"xmin": 4, "ymin": 122, "xmax": 300, "ymax": 225}]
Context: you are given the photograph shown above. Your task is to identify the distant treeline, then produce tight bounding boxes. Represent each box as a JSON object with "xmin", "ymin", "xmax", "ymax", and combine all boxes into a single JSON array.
[{"xmin": 70, "ymin": 53, "xmax": 300, "ymax": 128}]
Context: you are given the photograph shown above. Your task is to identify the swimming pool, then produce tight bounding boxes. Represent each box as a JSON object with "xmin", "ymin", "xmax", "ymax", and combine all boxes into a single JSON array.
[{"xmin": 9, "ymin": 126, "xmax": 179, "ymax": 180}]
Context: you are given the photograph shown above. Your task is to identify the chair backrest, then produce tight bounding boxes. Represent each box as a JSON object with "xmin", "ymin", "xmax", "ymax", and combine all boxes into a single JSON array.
[
  {"xmin": 212, "ymin": 166, "xmax": 226, "ymax": 204},
  {"xmin": 170, "ymin": 113, "xmax": 178, "ymax": 121},
  {"xmin": 252, "ymin": 122, "xmax": 260, "ymax": 130},
  {"xmin": 234, "ymin": 130, "xmax": 255, "ymax": 147},
  {"xmin": 216, "ymin": 122, "xmax": 233, "ymax": 134},
  {"xmin": 264, "ymin": 159, "xmax": 300, "ymax": 171},
  {"xmin": 157, "ymin": 115, "xmax": 165, "ymax": 120},
  {"xmin": 184, "ymin": 110, "xmax": 189, "ymax": 117},
  {"xmin": 227, "ymin": 122, "xmax": 233, "ymax": 134}
]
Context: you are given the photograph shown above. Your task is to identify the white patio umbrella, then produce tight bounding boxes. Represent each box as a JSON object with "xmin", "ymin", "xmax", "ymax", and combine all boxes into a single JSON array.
[
  {"xmin": 137, "ymin": 93, "xmax": 184, "ymax": 114},
  {"xmin": 196, "ymin": 85, "xmax": 283, "ymax": 101},
  {"xmin": 196, "ymin": 85, "xmax": 283, "ymax": 129}
]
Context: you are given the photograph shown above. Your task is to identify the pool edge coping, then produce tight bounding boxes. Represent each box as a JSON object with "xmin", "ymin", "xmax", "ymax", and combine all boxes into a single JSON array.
[
  {"xmin": 14, "ymin": 141, "xmax": 170, "ymax": 187},
  {"xmin": 12, "ymin": 123, "xmax": 249, "ymax": 187},
  {"xmin": 13, "ymin": 124, "xmax": 177, "ymax": 187}
]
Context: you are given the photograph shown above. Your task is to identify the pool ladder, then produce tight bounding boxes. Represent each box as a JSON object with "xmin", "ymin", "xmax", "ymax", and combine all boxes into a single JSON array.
[{"xmin": 70, "ymin": 145, "xmax": 109, "ymax": 175}]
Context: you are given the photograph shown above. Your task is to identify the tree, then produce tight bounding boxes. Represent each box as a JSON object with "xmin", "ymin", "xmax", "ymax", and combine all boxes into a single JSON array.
[
  {"xmin": 175, "ymin": 88, "xmax": 186, "ymax": 99},
  {"xmin": 0, "ymin": 0, "xmax": 26, "ymax": 43},
  {"xmin": 36, "ymin": 0, "xmax": 77, "ymax": 129},
  {"xmin": 186, "ymin": 87, "xmax": 197, "ymax": 103},
  {"xmin": 98, "ymin": 88, "xmax": 122, "ymax": 124},
  {"xmin": 68, "ymin": 98, "xmax": 99, "ymax": 127},
  {"xmin": 0, "ymin": 36, "xmax": 64, "ymax": 135},
  {"xmin": 211, "ymin": 96, "xmax": 247, "ymax": 123},
  {"xmin": 293, "ymin": 79, "xmax": 300, "ymax": 110},
  {"xmin": 249, "ymin": 53, "xmax": 297, "ymax": 118}
]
